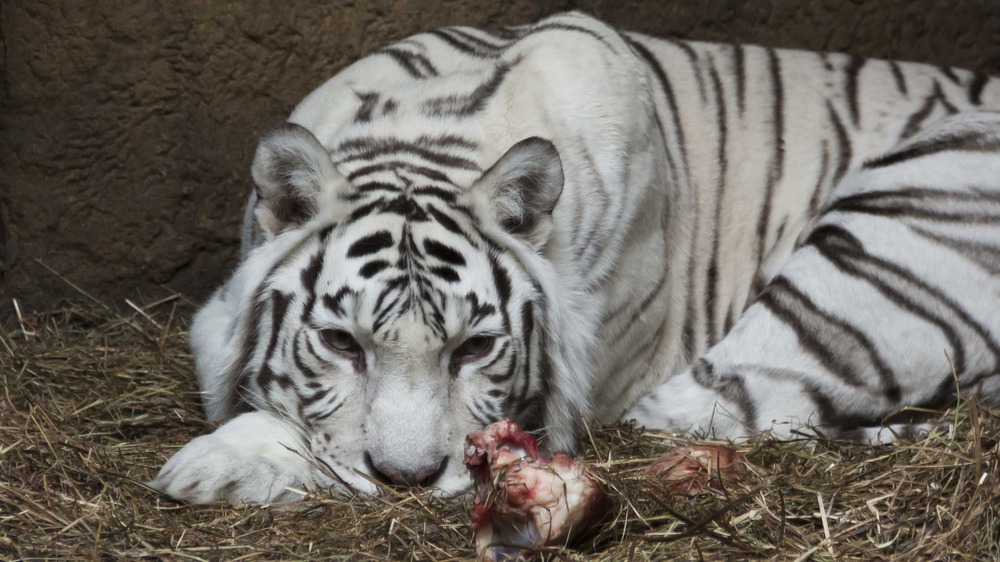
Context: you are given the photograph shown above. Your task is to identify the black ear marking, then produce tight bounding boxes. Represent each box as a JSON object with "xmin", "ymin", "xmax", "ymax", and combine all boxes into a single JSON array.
[
  {"xmin": 251, "ymin": 123, "xmax": 341, "ymax": 238},
  {"xmin": 477, "ymin": 137, "xmax": 564, "ymax": 249}
]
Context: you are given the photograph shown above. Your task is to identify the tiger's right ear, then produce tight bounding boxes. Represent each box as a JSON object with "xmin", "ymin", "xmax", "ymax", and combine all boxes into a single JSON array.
[
  {"xmin": 475, "ymin": 137, "xmax": 564, "ymax": 250},
  {"xmin": 250, "ymin": 123, "xmax": 342, "ymax": 239}
]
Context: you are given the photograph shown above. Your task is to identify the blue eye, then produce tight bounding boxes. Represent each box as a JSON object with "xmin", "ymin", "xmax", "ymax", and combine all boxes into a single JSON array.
[
  {"xmin": 319, "ymin": 329, "xmax": 361, "ymax": 355},
  {"xmin": 456, "ymin": 335, "xmax": 496, "ymax": 359}
]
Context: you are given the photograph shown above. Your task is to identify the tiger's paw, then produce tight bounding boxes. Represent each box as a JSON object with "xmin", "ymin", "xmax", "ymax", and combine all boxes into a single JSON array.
[{"xmin": 148, "ymin": 411, "xmax": 314, "ymax": 504}]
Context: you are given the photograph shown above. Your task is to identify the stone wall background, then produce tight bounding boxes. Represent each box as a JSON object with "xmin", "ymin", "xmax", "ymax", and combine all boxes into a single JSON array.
[{"xmin": 2, "ymin": 0, "xmax": 999, "ymax": 315}]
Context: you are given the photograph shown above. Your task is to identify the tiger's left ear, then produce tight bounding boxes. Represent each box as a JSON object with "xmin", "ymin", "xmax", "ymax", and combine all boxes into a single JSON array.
[
  {"xmin": 250, "ymin": 123, "xmax": 342, "ymax": 239},
  {"xmin": 476, "ymin": 137, "xmax": 564, "ymax": 249}
]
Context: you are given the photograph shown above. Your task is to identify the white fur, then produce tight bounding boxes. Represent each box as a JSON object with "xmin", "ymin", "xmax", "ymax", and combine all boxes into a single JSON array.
[
  {"xmin": 156, "ymin": 12, "xmax": 1000, "ymax": 503},
  {"xmin": 149, "ymin": 412, "xmax": 313, "ymax": 503}
]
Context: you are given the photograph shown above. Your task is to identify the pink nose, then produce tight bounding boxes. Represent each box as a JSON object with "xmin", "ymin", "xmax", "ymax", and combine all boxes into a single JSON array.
[{"xmin": 364, "ymin": 452, "xmax": 449, "ymax": 487}]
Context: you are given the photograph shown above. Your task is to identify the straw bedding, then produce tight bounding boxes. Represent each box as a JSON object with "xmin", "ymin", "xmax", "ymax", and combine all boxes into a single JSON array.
[{"xmin": 2, "ymin": 295, "xmax": 998, "ymax": 560}]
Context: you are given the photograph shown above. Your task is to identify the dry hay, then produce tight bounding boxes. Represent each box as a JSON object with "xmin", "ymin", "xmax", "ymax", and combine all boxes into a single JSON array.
[{"xmin": 2, "ymin": 296, "xmax": 999, "ymax": 561}]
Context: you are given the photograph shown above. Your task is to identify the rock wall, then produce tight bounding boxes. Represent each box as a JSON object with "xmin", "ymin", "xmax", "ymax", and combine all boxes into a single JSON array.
[{"xmin": 2, "ymin": 0, "xmax": 998, "ymax": 314}]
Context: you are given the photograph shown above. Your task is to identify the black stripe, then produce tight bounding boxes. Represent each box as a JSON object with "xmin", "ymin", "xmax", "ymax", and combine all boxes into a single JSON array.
[
  {"xmin": 627, "ymin": 36, "xmax": 696, "ymax": 356},
  {"xmin": 372, "ymin": 276, "xmax": 407, "ymax": 319},
  {"xmin": 479, "ymin": 341, "xmax": 510, "ymax": 373},
  {"xmin": 378, "ymin": 47, "xmax": 439, "ymax": 78},
  {"xmin": 525, "ymin": 22, "xmax": 617, "ymax": 50},
  {"xmin": 832, "ymin": 223, "xmax": 1000, "ymax": 361},
  {"xmin": 939, "ymin": 65, "xmax": 961, "ymax": 85},
  {"xmin": 423, "ymin": 239, "xmax": 466, "ymax": 266},
  {"xmin": 863, "ymin": 130, "xmax": 1000, "ymax": 169},
  {"xmin": 671, "ymin": 40, "xmax": 705, "ymax": 102},
  {"xmin": 429, "ymin": 266, "xmax": 460, "ymax": 283},
  {"xmin": 968, "ymin": 73, "xmax": 988, "ymax": 105},
  {"xmin": 571, "ymin": 144, "xmax": 611, "ymax": 259},
  {"xmin": 334, "ymin": 138, "xmax": 480, "ymax": 171},
  {"xmin": 899, "ymin": 82, "xmax": 946, "ymax": 140},
  {"xmin": 411, "ymin": 186, "xmax": 459, "ymax": 202},
  {"xmin": 337, "ymin": 134, "xmax": 479, "ymax": 152},
  {"xmin": 758, "ymin": 276, "xmax": 900, "ymax": 396},
  {"xmin": 488, "ymin": 349, "xmax": 518, "ymax": 384},
  {"xmin": 603, "ymin": 256, "xmax": 669, "ymax": 343},
  {"xmin": 230, "ymin": 232, "xmax": 320, "ymax": 411},
  {"xmin": 768, "ymin": 48, "xmax": 785, "ymax": 185},
  {"xmin": 489, "ymin": 254, "xmax": 511, "ymax": 307},
  {"xmin": 354, "ymin": 92, "xmax": 379, "ymax": 123},
  {"xmin": 753, "ymin": 48, "xmax": 785, "ymax": 276},
  {"xmin": 293, "ymin": 336, "xmax": 323, "ymax": 379},
  {"xmin": 827, "ymin": 101, "xmax": 852, "ymax": 185},
  {"xmin": 515, "ymin": 300, "xmax": 535, "ymax": 406},
  {"xmin": 423, "ymin": 59, "xmax": 516, "ymax": 116},
  {"xmin": 257, "ymin": 291, "xmax": 295, "ymax": 392},
  {"xmin": 354, "ymin": 182, "xmax": 403, "ymax": 195},
  {"xmin": 299, "ymin": 250, "xmax": 325, "ymax": 323},
  {"xmin": 478, "ymin": 26, "xmax": 522, "ymax": 40},
  {"xmin": 347, "ymin": 231, "xmax": 394, "ymax": 258},
  {"xmin": 431, "ymin": 28, "xmax": 494, "ymax": 57},
  {"xmin": 346, "ymin": 161, "xmax": 453, "ymax": 184},
  {"xmin": 466, "ymin": 293, "xmax": 497, "ymax": 326},
  {"xmin": 372, "ymin": 296, "xmax": 406, "ymax": 336},
  {"xmin": 803, "ymin": 383, "xmax": 888, "ymax": 429},
  {"xmin": 908, "ymin": 224, "xmax": 1000, "ymax": 274},
  {"xmin": 426, "ymin": 204, "xmax": 467, "ymax": 237},
  {"xmin": 889, "ymin": 61, "xmax": 908, "ymax": 96},
  {"xmin": 734, "ymin": 44, "xmax": 746, "ymax": 114},
  {"xmin": 230, "ymin": 294, "xmax": 267, "ymax": 412},
  {"xmin": 826, "ymin": 187, "xmax": 1000, "ymax": 224},
  {"xmin": 468, "ymin": 402, "xmax": 494, "ymax": 427},
  {"xmin": 690, "ymin": 359, "xmax": 758, "ymax": 430},
  {"xmin": 807, "ymin": 139, "xmax": 831, "ymax": 216},
  {"xmin": 299, "ymin": 386, "xmax": 333, "ymax": 407},
  {"xmin": 264, "ymin": 291, "xmax": 291, "ymax": 367},
  {"xmin": 808, "ymin": 225, "xmax": 969, "ymax": 373},
  {"xmin": 344, "ymin": 197, "xmax": 386, "ymax": 225},
  {"xmin": 322, "ymin": 287, "xmax": 352, "ymax": 316},
  {"xmin": 360, "ymin": 260, "xmax": 391, "ymax": 278},
  {"xmin": 844, "ymin": 55, "xmax": 866, "ymax": 127},
  {"xmin": 625, "ymin": 37, "xmax": 689, "ymax": 177},
  {"xmin": 381, "ymin": 195, "xmax": 429, "ymax": 221},
  {"xmin": 300, "ymin": 252, "xmax": 324, "ymax": 295},
  {"xmin": 379, "ymin": 48, "xmax": 424, "ymax": 78},
  {"xmin": 307, "ymin": 399, "xmax": 344, "ymax": 422},
  {"xmin": 447, "ymin": 27, "xmax": 506, "ymax": 54},
  {"xmin": 705, "ymin": 56, "xmax": 728, "ymax": 345},
  {"xmin": 620, "ymin": 40, "xmax": 680, "ymax": 198}
]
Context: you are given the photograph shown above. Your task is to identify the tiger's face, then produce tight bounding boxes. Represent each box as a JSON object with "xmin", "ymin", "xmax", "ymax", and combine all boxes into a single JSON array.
[{"xmin": 236, "ymin": 124, "xmax": 565, "ymax": 494}]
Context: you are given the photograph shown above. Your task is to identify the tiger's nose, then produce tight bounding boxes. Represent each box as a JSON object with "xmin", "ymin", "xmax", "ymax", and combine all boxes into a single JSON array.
[{"xmin": 364, "ymin": 452, "xmax": 449, "ymax": 487}]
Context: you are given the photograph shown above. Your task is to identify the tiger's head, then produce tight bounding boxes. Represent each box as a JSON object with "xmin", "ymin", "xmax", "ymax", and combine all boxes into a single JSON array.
[{"xmin": 203, "ymin": 123, "xmax": 589, "ymax": 495}]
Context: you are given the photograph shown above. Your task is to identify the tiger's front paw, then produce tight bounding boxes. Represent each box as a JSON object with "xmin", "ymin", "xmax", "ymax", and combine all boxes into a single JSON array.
[{"xmin": 148, "ymin": 412, "xmax": 314, "ymax": 504}]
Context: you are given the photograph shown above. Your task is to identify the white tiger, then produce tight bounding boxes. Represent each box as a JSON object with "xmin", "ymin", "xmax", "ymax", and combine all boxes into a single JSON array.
[{"xmin": 150, "ymin": 12, "xmax": 1000, "ymax": 504}]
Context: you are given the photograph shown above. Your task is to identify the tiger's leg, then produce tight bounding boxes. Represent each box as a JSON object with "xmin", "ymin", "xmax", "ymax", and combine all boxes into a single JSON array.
[
  {"xmin": 627, "ymin": 112, "xmax": 1000, "ymax": 441},
  {"xmin": 148, "ymin": 411, "xmax": 315, "ymax": 504}
]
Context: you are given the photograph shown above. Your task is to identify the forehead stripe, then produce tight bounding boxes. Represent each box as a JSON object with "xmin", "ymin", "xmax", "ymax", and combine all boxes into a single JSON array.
[
  {"xmin": 423, "ymin": 239, "xmax": 466, "ymax": 266},
  {"xmin": 347, "ymin": 231, "xmax": 395, "ymax": 257},
  {"xmin": 360, "ymin": 260, "xmax": 392, "ymax": 278},
  {"xmin": 430, "ymin": 266, "xmax": 460, "ymax": 283}
]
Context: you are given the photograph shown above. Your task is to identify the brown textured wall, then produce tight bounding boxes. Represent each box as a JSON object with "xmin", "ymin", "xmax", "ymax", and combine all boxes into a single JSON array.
[{"xmin": 2, "ymin": 0, "xmax": 998, "ymax": 314}]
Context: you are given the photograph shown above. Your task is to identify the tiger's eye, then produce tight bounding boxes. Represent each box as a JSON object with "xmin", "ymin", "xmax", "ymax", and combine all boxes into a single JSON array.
[
  {"xmin": 457, "ymin": 335, "xmax": 496, "ymax": 359},
  {"xmin": 319, "ymin": 329, "xmax": 362, "ymax": 355}
]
